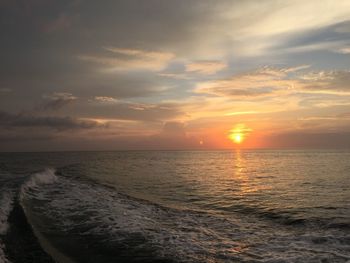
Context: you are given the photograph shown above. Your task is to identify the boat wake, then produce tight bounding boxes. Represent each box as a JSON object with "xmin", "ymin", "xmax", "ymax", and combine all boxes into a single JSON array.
[
  {"xmin": 16, "ymin": 168, "xmax": 350, "ymax": 262},
  {"xmin": 0, "ymin": 167, "xmax": 349, "ymax": 262},
  {"xmin": 0, "ymin": 190, "xmax": 14, "ymax": 263}
]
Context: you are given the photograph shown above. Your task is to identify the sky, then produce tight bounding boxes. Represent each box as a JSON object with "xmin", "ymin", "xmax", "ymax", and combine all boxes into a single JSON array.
[{"xmin": 1, "ymin": 0, "xmax": 350, "ymax": 151}]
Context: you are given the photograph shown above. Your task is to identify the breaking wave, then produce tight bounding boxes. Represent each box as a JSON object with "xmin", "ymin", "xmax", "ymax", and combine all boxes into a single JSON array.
[{"xmin": 20, "ymin": 168, "xmax": 57, "ymax": 194}]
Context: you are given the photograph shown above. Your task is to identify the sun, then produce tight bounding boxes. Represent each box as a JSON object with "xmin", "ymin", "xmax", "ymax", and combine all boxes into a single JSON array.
[
  {"xmin": 229, "ymin": 133, "xmax": 243, "ymax": 144},
  {"xmin": 233, "ymin": 134, "xmax": 243, "ymax": 144},
  {"xmin": 228, "ymin": 124, "xmax": 252, "ymax": 144}
]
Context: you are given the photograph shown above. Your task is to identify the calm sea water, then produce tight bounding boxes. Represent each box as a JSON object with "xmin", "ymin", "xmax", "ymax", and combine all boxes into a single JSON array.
[{"xmin": 0, "ymin": 150, "xmax": 349, "ymax": 262}]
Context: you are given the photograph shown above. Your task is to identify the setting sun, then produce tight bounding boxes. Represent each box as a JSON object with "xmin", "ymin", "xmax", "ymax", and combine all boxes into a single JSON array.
[
  {"xmin": 229, "ymin": 133, "xmax": 243, "ymax": 144},
  {"xmin": 234, "ymin": 134, "xmax": 243, "ymax": 144},
  {"xmin": 228, "ymin": 124, "xmax": 252, "ymax": 144}
]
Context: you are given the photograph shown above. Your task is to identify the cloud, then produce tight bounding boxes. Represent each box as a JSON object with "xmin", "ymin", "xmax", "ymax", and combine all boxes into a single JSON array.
[
  {"xmin": 195, "ymin": 66, "xmax": 294, "ymax": 98},
  {"xmin": 335, "ymin": 47, "xmax": 350, "ymax": 54},
  {"xmin": 224, "ymin": 111, "xmax": 258, "ymax": 116},
  {"xmin": 158, "ymin": 73, "xmax": 191, "ymax": 80},
  {"xmin": 39, "ymin": 92, "xmax": 77, "ymax": 110},
  {"xmin": 186, "ymin": 61, "xmax": 227, "ymax": 74},
  {"xmin": 79, "ymin": 47, "xmax": 175, "ymax": 72},
  {"xmin": 0, "ymin": 132, "xmax": 54, "ymax": 142},
  {"xmin": 93, "ymin": 96, "xmax": 119, "ymax": 104},
  {"xmin": 195, "ymin": 66, "xmax": 350, "ymax": 99},
  {"xmin": 299, "ymin": 70, "xmax": 350, "ymax": 91},
  {"xmin": 285, "ymin": 41, "xmax": 350, "ymax": 54},
  {"xmin": 78, "ymin": 101, "xmax": 184, "ymax": 122},
  {"xmin": 73, "ymin": 71, "xmax": 173, "ymax": 99},
  {"xmin": 0, "ymin": 111, "xmax": 101, "ymax": 131},
  {"xmin": 282, "ymin": 65, "xmax": 311, "ymax": 72},
  {"xmin": 236, "ymin": 1, "xmax": 350, "ymax": 38},
  {"xmin": 263, "ymin": 20, "xmax": 350, "ymax": 58},
  {"xmin": 1, "ymin": 1, "xmax": 350, "ymax": 150}
]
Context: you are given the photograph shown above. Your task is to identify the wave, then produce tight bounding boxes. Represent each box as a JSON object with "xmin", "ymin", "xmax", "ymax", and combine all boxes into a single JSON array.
[
  {"xmin": 20, "ymin": 168, "xmax": 57, "ymax": 195},
  {"xmin": 17, "ymin": 167, "xmax": 350, "ymax": 263}
]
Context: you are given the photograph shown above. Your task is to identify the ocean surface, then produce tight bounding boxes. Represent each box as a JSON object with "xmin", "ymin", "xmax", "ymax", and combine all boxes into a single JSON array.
[{"xmin": 0, "ymin": 150, "xmax": 349, "ymax": 262}]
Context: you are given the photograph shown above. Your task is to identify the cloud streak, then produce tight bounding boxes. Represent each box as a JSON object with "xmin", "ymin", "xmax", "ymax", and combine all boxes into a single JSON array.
[
  {"xmin": 0, "ymin": 111, "xmax": 101, "ymax": 131},
  {"xmin": 79, "ymin": 47, "xmax": 175, "ymax": 72}
]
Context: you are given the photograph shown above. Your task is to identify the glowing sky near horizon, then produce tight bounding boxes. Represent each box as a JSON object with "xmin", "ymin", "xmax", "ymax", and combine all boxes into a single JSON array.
[{"xmin": 0, "ymin": 0, "xmax": 350, "ymax": 151}]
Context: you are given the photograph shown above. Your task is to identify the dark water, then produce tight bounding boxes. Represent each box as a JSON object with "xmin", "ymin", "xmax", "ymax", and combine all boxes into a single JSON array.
[{"xmin": 0, "ymin": 150, "xmax": 349, "ymax": 262}]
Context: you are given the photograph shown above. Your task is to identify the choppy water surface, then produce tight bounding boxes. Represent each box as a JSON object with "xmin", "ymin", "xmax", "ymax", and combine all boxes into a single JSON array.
[{"xmin": 0, "ymin": 150, "xmax": 349, "ymax": 262}]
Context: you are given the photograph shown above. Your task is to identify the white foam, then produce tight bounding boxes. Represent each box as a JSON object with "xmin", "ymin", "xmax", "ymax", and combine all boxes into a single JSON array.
[
  {"xmin": 21, "ymin": 168, "xmax": 57, "ymax": 194},
  {"xmin": 0, "ymin": 189, "xmax": 14, "ymax": 263},
  {"xmin": 21, "ymin": 173, "xmax": 350, "ymax": 262},
  {"xmin": 0, "ymin": 191, "xmax": 14, "ymax": 235}
]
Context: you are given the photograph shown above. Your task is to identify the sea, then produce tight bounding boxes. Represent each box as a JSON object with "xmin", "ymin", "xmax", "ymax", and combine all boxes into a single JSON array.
[{"xmin": 0, "ymin": 150, "xmax": 349, "ymax": 263}]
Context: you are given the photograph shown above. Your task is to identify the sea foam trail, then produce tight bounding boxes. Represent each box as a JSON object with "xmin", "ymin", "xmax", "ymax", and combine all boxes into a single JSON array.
[
  {"xmin": 0, "ymin": 191, "xmax": 14, "ymax": 235},
  {"xmin": 0, "ymin": 189, "xmax": 15, "ymax": 263},
  {"xmin": 19, "ymin": 168, "xmax": 350, "ymax": 263},
  {"xmin": 1, "ymin": 169, "xmax": 57, "ymax": 263},
  {"xmin": 20, "ymin": 168, "xmax": 57, "ymax": 194}
]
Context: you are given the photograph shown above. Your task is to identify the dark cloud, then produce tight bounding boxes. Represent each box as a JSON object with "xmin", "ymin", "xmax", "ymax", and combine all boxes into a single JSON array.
[
  {"xmin": 0, "ymin": 0, "xmax": 219, "ymax": 77},
  {"xmin": 1, "ymin": 0, "xmax": 207, "ymax": 111},
  {"xmin": 0, "ymin": 132, "xmax": 53, "ymax": 142},
  {"xmin": 77, "ymin": 101, "xmax": 184, "ymax": 122},
  {"xmin": 76, "ymin": 72, "xmax": 173, "ymax": 99},
  {"xmin": 0, "ymin": 111, "xmax": 100, "ymax": 130},
  {"xmin": 39, "ymin": 92, "xmax": 77, "ymax": 110}
]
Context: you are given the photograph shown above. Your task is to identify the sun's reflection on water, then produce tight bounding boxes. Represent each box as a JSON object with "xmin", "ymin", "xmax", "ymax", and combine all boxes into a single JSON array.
[{"xmin": 232, "ymin": 150, "xmax": 270, "ymax": 196}]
